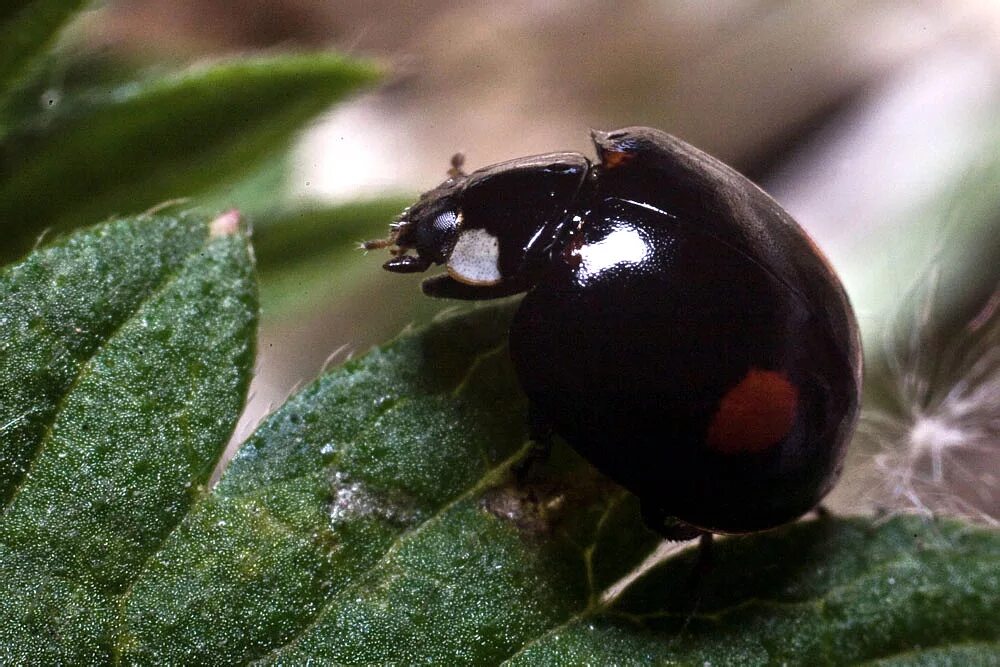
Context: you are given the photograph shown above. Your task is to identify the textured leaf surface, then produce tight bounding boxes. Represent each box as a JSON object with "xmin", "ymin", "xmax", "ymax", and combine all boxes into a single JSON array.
[
  {"xmin": 0, "ymin": 0, "xmax": 88, "ymax": 104},
  {"xmin": 0, "ymin": 211, "xmax": 256, "ymax": 664},
  {"xmin": 121, "ymin": 305, "xmax": 1000, "ymax": 665},
  {"xmin": 507, "ymin": 516, "xmax": 1000, "ymax": 665},
  {"xmin": 116, "ymin": 303, "xmax": 658, "ymax": 664},
  {"xmin": 1, "ymin": 223, "xmax": 997, "ymax": 663},
  {"xmin": 0, "ymin": 53, "xmax": 379, "ymax": 262}
]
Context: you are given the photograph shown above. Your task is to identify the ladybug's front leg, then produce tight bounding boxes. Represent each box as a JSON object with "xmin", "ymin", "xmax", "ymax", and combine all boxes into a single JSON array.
[{"xmin": 421, "ymin": 274, "xmax": 530, "ymax": 300}]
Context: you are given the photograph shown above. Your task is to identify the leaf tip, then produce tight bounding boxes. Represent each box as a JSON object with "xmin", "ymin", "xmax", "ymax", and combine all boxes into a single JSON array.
[{"xmin": 210, "ymin": 209, "xmax": 242, "ymax": 238}]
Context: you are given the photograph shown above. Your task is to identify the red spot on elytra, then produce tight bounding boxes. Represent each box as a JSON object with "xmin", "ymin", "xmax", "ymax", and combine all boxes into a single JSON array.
[{"xmin": 707, "ymin": 369, "xmax": 798, "ymax": 454}]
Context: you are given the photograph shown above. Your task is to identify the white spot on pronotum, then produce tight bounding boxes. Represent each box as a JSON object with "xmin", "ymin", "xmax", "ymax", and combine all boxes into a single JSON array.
[
  {"xmin": 447, "ymin": 228, "xmax": 502, "ymax": 285},
  {"xmin": 210, "ymin": 209, "xmax": 241, "ymax": 238}
]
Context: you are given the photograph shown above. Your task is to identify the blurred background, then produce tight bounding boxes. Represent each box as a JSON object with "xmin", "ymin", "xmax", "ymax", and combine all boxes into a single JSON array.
[{"xmin": 14, "ymin": 0, "xmax": 1000, "ymax": 521}]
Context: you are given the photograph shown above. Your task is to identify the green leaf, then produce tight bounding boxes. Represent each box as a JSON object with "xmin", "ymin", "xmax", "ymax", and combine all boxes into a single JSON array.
[
  {"xmin": 0, "ymin": 209, "xmax": 256, "ymax": 663},
  {"xmin": 0, "ymin": 0, "xmax": 89, "ymax": 103},
  {"xmin": 253, "ymin": 197, "xmax": 413, "ymax": 315},
  {"xmin": 0, "ymin": 49, "xmax": 149, "ymax": 138},
  {"xmin": 507, "ymin": 517, "xmax": 1000, "ymax": 664},
  {"xmin": 254, "ymin": 198, "xmax": 411, "ymax": 273},
  {"xmin": 116, "ymin": 303, "xmax": 658, "ymax": 664},
  {"xmin": 1, "ymin": 226, "xmax": 996, "ymax": 662},
  {"xmin": 0, "ymin": 53, "xmax": 380, "ymax": 263},
  {"xmin": 117, "ymin": 305, "xmax": 1000, "ymax": 664},
  {"xmin": 197, "ymin": 155, "xmax": 292, "ymax": 220}
]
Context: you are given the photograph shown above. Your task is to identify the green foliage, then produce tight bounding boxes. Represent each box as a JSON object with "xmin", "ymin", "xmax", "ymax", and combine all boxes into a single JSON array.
[
  {"xmin": 0, "ymin": 0, "xmax": 397, "ymax": 319},
  {"xmin": 255, "ymin": 198, "xmax": 411, "ymax": 272},
  {"xmin": 253, "ymin": 197, "xmax": 413, "ymax": 314},
  {"xmin": 1, "ymin": 218, "xmax": 998, "ymax": 664},
  {"xmin": 0, "ymin": 0, "xmax": 88, "ymax": 101},
  {"xmin": 0, "ymin": 53, "xmax": 380, "ymax": 263},
  {"xmin": 508, "ymin": 518, "xmax": 1000, "ymax": 665},
  {"xmin": 0, "ymin": 211, "xmax": 256, "ymax": 663}
]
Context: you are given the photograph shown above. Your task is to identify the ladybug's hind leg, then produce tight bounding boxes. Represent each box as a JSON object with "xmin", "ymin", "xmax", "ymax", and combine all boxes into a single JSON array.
[
  {"xmin": 640, "ymin": 503, "xmax": 704, "ymax": 541},
  {"xmin": 676, "ymin": 533, "xmax": 715, "ymax": 622},
  {"xmin": 814, "ymin": 504, "xmax": 832, "ymax": 520},
  {"xmin": 512, "ymin": 403, "xmax": 555, "ymax": 485},
  {"xmin": 694, "ymin": 533, "xmax": 714, "ymax": 578},
  {"xmin": 640, "ymin": 504, "xmax": 715, "ymax": 589}
]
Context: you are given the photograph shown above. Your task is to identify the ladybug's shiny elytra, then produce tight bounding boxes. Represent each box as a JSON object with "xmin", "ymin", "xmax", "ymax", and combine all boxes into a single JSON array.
[{"xmin": 365, "ymin": 126, "xmax": 862, "ymax": 538}]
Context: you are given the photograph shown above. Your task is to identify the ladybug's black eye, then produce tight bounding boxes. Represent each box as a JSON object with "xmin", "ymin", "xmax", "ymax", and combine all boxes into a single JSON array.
[{"xmin": 416, "ymin": 210, "xmax": 460, "ymax": 262}]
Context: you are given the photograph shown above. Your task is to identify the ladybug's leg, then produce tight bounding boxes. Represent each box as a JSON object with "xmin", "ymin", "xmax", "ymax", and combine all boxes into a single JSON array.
[
  {"xmin": 640, "ymin": 504, "xmax": 703, "ymax": 541},
  {"xmin": 383, "ymin": 255, "xmax": 432, "ymax": 273},
  {"xmin": 694, "ymin": 533, "xmax": 714, "ymax": 577},
  {"xmin": 512, "ymin": 403, "xmax": 555, "ymax": 485},
  {"xmin": 637, "ymin": 505, "xmax": 716, "ymax": 618},
  {"xmin": 640, "ymin": 505, "xmax": 714, "ymax": 596},
  {"xmin": 675, "ymin": 533, "xmax": 715, "ymax": 619},
  {"xmin": 421, "ymin": 274, "xmax": 529, "ymax": 300}
]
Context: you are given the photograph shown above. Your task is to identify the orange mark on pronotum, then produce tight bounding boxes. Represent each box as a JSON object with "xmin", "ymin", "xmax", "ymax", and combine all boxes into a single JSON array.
[
  {"xmin": 707, "ymin": 369, "xmax": 798, "ymax": 454},
  {"xmin": 602, "ymin": 150, "xmax": 635, "ymax": 169}
]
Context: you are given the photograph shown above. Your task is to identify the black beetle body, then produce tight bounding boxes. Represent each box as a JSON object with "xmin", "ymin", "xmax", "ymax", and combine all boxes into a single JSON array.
[{"xmin": 367, "ymin": 127, "xmax": 862, "ymax": 536}]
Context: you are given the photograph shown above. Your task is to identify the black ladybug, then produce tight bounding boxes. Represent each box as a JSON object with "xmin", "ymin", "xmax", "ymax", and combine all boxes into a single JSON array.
[{"xmin": 365, "ymin": 127, "xmax": 862, "ymax": 540}]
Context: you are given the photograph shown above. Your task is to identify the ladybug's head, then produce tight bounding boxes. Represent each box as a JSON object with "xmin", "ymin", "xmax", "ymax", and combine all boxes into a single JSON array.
[
  {"xmin": 363, "ymin": 157, "xmax": 467, "ymax": 274},
  {"xmin": 365, "ymin": 150, "xmax": 591, "ymax": 298}
]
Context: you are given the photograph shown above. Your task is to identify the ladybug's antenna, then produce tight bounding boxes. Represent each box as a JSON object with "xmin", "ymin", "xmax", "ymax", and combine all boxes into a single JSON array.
[
  {"xmin": 447, "ymin": 152, "xmax": 466, "ymax": 179},
  {"xmin": 361, "ymin": 237, "xmax": 393, "ymax": 251},
  {"xmin": 362, "ymin": 215, "xmax": 409, "ymax": 253}
]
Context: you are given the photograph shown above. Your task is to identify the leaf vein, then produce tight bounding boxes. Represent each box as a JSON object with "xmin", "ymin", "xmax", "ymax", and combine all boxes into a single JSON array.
[
  {"xmin": 224, "ymin": 396, "xmax": 412, "ymax": 501},
  {"xmin": 500, "ymin": 520, "xmax": 973, "ymax": 663},
  {"xmin": 112, "ymin": 496, "xmax": 327, "ymax": 664},
  {"xmin": 855, "ymin": 639, "xmax": 1000, "ymax": 665},
  {"xmin": 249, "ymin": 440, "xmax": 533, "ymax": 664},
  {"xmin": 451, "ymin": 341, "xmax": 507, "ymax": 397}
]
